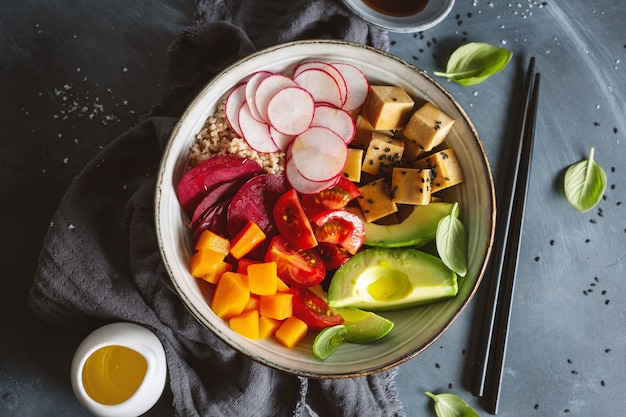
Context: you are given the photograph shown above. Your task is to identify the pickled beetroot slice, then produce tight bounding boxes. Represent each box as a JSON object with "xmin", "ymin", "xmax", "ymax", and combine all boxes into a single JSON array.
[
  {"xmin": 238, "ymin": 102, "xmax": 280, "ymax": 153},
  {"xmin": 289, "ymin": 126, "xmax": 348, "ymax": 182},
  {"xmin": 266, "ymin": 86, "xmax": 315, "ymax": 136},
  {"xmin": 330, "ymin": 62, "xmax": 370, "ymax": 111},
  {"xmin": 244, "ymin": 71, "xmax": 272, "ymax": 122},
  {"xmin": 224, "ymin": 83, "xmax": 246, "ymax": 137},
  {"xmin": 293, "ymin": 68, "xmax": 343, "ymax": 108},
  {"xmin": 310, "ymin": 104, "xmax": 356, "ymax": 143}
]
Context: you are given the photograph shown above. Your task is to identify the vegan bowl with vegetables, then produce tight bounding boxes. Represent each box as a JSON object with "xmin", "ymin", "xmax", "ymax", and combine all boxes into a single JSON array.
[{"xmin": 155, "ymin": 40, "xmax": 495, "ymax": 378}]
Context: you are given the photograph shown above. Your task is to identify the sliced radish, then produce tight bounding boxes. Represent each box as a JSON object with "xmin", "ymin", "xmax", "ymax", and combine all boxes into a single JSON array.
[
  {"xmin": 244, "ymin": 70, "xmax": 272, "ymax": 122},
  {"xmin": 254, "ymin": 74, "xmax": 298, "ymax": 123},
  {"xmin": 224, "ymin": 82, "xmax": 246, "ymax": 137},
  {"xmin": 266, "ymin": 86, "xmax": 315, "ymax": 136},
  {"xmin": 238, "ymin": 102, "xmax": 280, "ymax": 153},
  {"xmin": 311, "ymin": 104, "xmax": 356, "ymax": 144},
  {"xmin": 289, "ymin": 126, "xmax": 348, "ymax": 182},
  {"xmin": 293, "ymin": 61, "xmax": 348, "ymax": 106},
  {"xmin": 293, "ymin": 68, "xmax": 343, "ymax": 108},
  {"xmin": 330, "ymin": 62, "xmax": 370, "ymax": 111},
  {"xmin": 270, "ymin": 126, "xmax": 295, "ymax": 152},
  {"xmin": 285, "ymin": 156, "xmax": 340, "ymax": 195}
]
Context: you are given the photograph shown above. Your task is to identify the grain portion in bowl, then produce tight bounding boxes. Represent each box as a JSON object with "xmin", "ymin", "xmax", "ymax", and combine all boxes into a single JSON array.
[{"xmin": 187, "ymin": 101, "xmax": 285, "ymax": 174}]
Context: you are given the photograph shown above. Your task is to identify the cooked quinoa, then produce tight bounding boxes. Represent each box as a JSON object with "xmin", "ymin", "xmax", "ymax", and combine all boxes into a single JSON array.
[{"xmin": 187, "ymin": 101, "xmax": 286, "ymax": 174}]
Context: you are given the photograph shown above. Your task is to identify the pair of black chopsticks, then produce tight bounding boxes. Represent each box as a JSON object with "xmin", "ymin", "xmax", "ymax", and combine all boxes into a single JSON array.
[{"xmin": 472, "ymin": 57, "xmax": 541, "ymax": 415}]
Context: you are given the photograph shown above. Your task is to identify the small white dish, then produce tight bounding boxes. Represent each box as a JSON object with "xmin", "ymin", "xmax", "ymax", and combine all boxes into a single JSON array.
[
  {"xmin": 70, "ymin": 322, "xmax": 167, "ymax": 417},
  {"xmin": 340, "ymin": 0, "xmax": 455, "ymax": 33}
]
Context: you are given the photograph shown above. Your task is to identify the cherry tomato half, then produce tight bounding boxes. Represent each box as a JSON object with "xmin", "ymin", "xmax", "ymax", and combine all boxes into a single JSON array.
[
  {"xmin": 291, "ymin": 286, "xmax": 344, "ymax": 330},
  {"xmin": 265, "ymin": 235, "xmax": 326, "ymax": 287},
  {"xmin": 273, "ymin": 189, "xmax": 318, "ymax": 250},
  {"xmin": 301, "ymin": 177, "xmax": 361, "ymax": 219},
  {"xmin": 312, "ymin": 209, "xmax": 365, "ymax": 255},
  {"xmin": 316, "ymin": 242, "xmax": 352, "ymax": 270}
]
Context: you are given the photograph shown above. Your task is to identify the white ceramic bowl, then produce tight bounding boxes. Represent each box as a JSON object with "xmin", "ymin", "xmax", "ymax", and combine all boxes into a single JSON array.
[
  {"xmin": 155, "ymin": 40, "xmax": 495, "ymax": 378},
  {"xmin": 340, "ymin": 0, "xmax": 455, "ymax": 33}
]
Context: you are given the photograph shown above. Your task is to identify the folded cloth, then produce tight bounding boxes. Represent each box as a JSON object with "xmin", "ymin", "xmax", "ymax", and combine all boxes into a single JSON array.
[{"xmin": 29, "ymin": 1, "xmax": 404, "ymax": 416}]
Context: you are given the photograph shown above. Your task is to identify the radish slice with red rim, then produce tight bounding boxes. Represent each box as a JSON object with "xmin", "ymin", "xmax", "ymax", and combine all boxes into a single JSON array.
[
  {"xmin": 293, "ymin": 68, "xmax": 343, "ymax": 108},
  {"xmin": 270, "ymin": 126, "xmax": 295, "ymax": 152},
  {"xmin": 285, "ymin": 157, "xmax": 340, "ymax": 195},
  {"xmin": 266, "ymin": 86, "xmax": 315, "ymax": 136},
  {"xmin": 330, "ymin": 62, "xmax": 370, "ymax": 112},
  {"xmin": 254, "ymin": 74, "xmax": 299, "ymax": 123},
  {"xmin": 293, "ymin": 61, "xmax": 348, "ymax": 107},
  {"xmin": 225, "ymin": 82, "xmax": 246, "ymax": 137},
  {"xmin": 311, "ymin": 104, "xmax": 356, "ymax": 144},
  {"xmin": 244, "ymin": 70, "xmax": 272, "ymax": 122},
  {"xmin": 289, "ymin": 126, "xmax": 348, "ymax": 182},
  {"xmin": 238, "ymin": 102, "xmax": 280, "ymax": 153}
]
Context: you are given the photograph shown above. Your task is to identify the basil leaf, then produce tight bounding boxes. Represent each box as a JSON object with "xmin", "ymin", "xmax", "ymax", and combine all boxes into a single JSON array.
[
  {"xmin": 563, "ymin": 147, "xmax": 607, "ymax": 212},
  {"xmin": 425, "ymin": 392, "xmax": 480, "ymax": 417},
  {"xmin": 433, "ymin": 42, "xmax": 512, "ymax": 86},
  {"xmin": 436, "ymin": 202, "xmax": 467, "ymax": 277}
]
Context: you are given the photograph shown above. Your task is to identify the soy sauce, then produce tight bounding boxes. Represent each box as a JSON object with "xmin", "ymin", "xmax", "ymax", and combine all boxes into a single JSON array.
[{"xmin": 362, "ymin": 0, "xmax": 429, "ymax": 17}]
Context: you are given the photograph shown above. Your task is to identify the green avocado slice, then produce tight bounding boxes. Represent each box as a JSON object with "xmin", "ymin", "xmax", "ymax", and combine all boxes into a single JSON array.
[
  {"xmin": 327, "ymin": 247, "xmax": 458, "ymax": 311},
  {"xmin": 351, "ymin": 202, "xmax": 456, "ymax": 248}
]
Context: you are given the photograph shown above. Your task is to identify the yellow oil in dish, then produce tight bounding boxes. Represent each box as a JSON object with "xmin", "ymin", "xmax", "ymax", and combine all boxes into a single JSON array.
[{"xmin": 81, "ymin": 345, "xmax": 148, "ymax": 405}]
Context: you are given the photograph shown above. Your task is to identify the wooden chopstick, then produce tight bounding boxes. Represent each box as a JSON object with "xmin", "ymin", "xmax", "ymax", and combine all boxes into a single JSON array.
[{"xmin": 471, "ymin": 57, "xmax": 541, "ymax": 415}]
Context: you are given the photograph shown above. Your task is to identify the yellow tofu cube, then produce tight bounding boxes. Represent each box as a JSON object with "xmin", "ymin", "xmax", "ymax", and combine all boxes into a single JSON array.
[
  {"xmin": 361, "ymin": 132, "xmax": 404, "ymax": 175},
  {"xmin": 357, "ymin": 179, "xmax": 398, "ymax": 223},
  {"xmin": 351, "ymin": 115, "xmax": 393, "ymax": 150},
  {"xmin": 403, "ymin": 102, "xmax": 455, "ymax": 152},
  {"xmin": 360, "ymin": 86, "xmax": 415, "ymax": 130},
  {"xmin": 343, "ymin": 148, "xmax": 364, "ymax": 182},
  {"xmin": 413, "ymin": 148, "xmax": 464, "ymax": 193},
  {"xmin": 391, "ymin": 168, "xmax": 432, "ymax": 205}
]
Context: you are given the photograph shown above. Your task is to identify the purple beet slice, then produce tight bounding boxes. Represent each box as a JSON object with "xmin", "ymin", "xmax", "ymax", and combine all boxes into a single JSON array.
[
  {"xmin": 176, "ymin": 155, "xmax": 264, "ymax": 216},
  {"xmin": 190, "ymin": 179, "xmax": 248, "ymax": 229},
  {"xmin": 227, "ymin": 173, "xmax": 290, "ymax": 240},
  {"xmin": 193, "ymin": 199, "xmax": 230, "ymax": 243}
]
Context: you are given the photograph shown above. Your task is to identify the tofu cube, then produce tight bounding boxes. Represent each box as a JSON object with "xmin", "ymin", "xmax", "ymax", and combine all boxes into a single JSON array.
[
  {"xmin": 343, "ymin": 148, "xmax": 364, "ymax": 182},
  {"xmin": 403, "ymin": 102, "xmax": 455, "ymax": 152},
  {"xmin": 350, "ymin": 115, "xmax": 394, "ymax": 150},
  {"xmin": 397, "ymin": 130, "xmax": 426, "ymax": 163},
  {"xmin": 361, "ymin": 132, "xmax": 404, "ymax": 175},
  {"xmin": 357, "ymin": 179, "xmax": 398, "ymax": 223},
  {"xmin": 391, "ymin": 168, "xmax": 432, "ymax": 205},
  {"xmin": 413, "ymin": 148, "xmax": 464, "ymax": 193},
  {"xmin": 360, "ymin": 86, "xmax": 415, "ymax": 130}
]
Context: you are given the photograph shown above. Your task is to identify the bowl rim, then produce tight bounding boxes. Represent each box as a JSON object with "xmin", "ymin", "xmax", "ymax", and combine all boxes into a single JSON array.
[
  {"xmin": 155, "ymin": 39, "xmax": 496, "ymax": 378},
  {"xmin": 339, "ymin": 0, "xmax": 456, "ymax": 33}
]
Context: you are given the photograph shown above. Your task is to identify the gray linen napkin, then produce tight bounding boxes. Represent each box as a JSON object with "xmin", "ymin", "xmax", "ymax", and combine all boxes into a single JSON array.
[{"xmin": 29, "ymin": 1, "xmax": 404, "ymax": 416}]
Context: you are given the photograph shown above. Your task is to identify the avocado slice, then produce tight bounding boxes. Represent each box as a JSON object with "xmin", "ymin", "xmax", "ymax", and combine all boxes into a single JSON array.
[
  {"xmin": 350, "ymin": 202, "xmax": 456, "ymax": 248},
  {"xmin": 327, "ymin": 247, "xmax": 458, "ymax": 311}
]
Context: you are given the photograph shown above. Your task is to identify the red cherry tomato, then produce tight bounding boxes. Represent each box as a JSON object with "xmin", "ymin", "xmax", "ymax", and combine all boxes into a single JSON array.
[
  {"xmin": 291, "ymin": 286, "xmax": 344, "ymax": 330},
  {"xmin": 312, "ymin": 209, "xmax": 365, "ymax": 255},
  {"xmin": 273, "ymin": 189, "xmax": 318, "ymax": 250},
  {"xmin": 265, "ymin": 235, "xmax": 326, "ymax": 287},
  {"xmin": 301, "ymin": 177, "xmax": 361, "ymax": 218},
  {"xmin": 316, "ymin": 242, "xmax": 352, "ymax": 270}
]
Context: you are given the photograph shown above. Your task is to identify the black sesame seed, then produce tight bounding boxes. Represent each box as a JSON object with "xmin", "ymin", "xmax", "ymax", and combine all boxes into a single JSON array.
[
  {"xmin": 534, "ymin": 256, "xmax": 540, "ymax": 262},
  {"xmin": 534, "ymin": 404, "xmax": 540, "ymax": 410},
  {"xmin": 435, "ymin": 363, "xmax": 441, "ymax": 369},
  {"xmin": 614, "ymin": 127, "xmax": 618, "ymax": 134},
  {"xmin": 590, "ymin": 219, "xmax": 597, "ymax": 224},
  {"xmin": 605, "ymin": 299, "xmax": 610, "ymax": 305},
  {"xmin": 550, "ymin": 239, "xmax": 555, "ymax": 245},
  {"xmin": 601, "ymin": 380, "xmax": 606, "ymax": 387},
  {"xmin": 605, "ymin": 348, "xmax": 612, "ymax": 353},
  {"xmin": 367, "ymin": 199, "xmax": 374, "ymax": 204},
  {"xmin": 594, "ymin": 121, "xmax": 601, "ymax": 126}
]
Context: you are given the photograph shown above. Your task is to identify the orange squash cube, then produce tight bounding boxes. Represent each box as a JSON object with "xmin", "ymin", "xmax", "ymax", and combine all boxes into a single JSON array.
[
  {"xmin": 247, "ymin": 262, "xmax": 278, "ymax": 296},
  {"xmin": 259, "ymin": 292, "xmax": 293, "ymax": 320},
  {"xmin": 275, "ymin": 316, "xmax": 308, "ymax": 348},
  {"xmin": 229, "ymin": 309, "xmax": 259, "ymax": 340},
  {"xmin": 258, "ymin": 316, "xmax": 282, "ymax": 339},
  {"xmin": 194, "ymin": 229, "xmax": 230, "ymax": 255},
  {"xmin": 211, "ymin": 272, "xmax": 250, "ymax": 319}
]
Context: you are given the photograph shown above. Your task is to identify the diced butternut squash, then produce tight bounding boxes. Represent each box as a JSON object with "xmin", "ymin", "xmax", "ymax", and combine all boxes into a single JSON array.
[
  {"xmin": 260, "ymin": 292, "xmax": 293, "ymax": 320},
  {"xmin": 243, "ymin": 294, "xmax": 260, "ymax": 312},
  {"xmin": 276, "ymin": 277, "xmax": 290, "ymax": 292},
  {"xmin": 229, "ymin": 309, "xmax": 259, "ymax": 340},
  {"xmin": 229, "ymin": 220, "xmax": 266, "ymax": 260},
  {"xmin": 275, "ymin": 316, "xmax": 308, "ymax": 348},
  {"xmin": 211, "ymin": 272, "xmax": 250, "ymax": 319},
  {"xmin": 236, "ymin": 257, "xmax": 259, "ymax": 274},
  {"xmin": 194, "ymin": 229, "xmax": 230, "ymax": 255},
  {"xmin": 189, "ymin": 249, "xmax": 227, "ymax": 278},
  {"xmin": 247, "ymin": 262, "xmax": 279, "ymax": 296},
  {"xmin": 259, "ymin": 316, "xmax": 282, "ymax": 339},
  {"xmin": 198, "ymin": 260, "xmax": 233, "ymax": 285}
]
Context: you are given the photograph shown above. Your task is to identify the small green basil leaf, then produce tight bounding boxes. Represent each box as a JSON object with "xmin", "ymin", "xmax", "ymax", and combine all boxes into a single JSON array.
[
  {"xmin": 563, "ymin": 147, "xmax": 607, "ymax": 212},
  {"xmin": 425, "ymin": 391, "xmax": 480, "ymax": 417},
  {"xmin": 436, "ymin": 202, "xmax": 467, "ymax": 277},
  {"xmin": 433, "ymin": 42, "xmax": 513, "ymax": 86}
]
